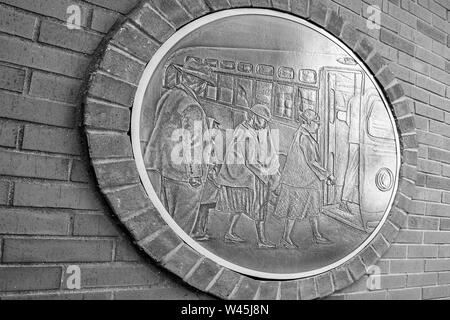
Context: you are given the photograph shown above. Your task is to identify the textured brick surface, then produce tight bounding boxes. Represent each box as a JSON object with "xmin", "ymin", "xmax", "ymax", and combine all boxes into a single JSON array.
[{"xmin": 0, "ymin": 0, "xmax": 448, "ymax": 300}]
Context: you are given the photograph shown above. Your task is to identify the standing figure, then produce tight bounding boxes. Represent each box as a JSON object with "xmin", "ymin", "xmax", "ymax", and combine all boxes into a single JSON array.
[
  {"xmin": 274, "ymin": 110, "xmax": 336, "ymax": 249},
  {"xmin": 191, "ymin": 118, "xmax": 222, "ymax": 241},
  {"xmin": 144, "ymin": 60, "xmax": 217, "ymax": 232},
  {"xmin": 216, "ymin": 104, "xmax": 281, "ymax": 248}
]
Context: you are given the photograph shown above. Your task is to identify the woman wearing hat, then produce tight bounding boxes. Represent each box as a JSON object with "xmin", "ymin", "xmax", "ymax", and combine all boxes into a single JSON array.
[
  {"xmin": 216, "ymin": 104, "xmax": 281, "ymax": 248},
  {"xmin": 274, "ymin": 109, "xmax": 336, "ymax": 249}
]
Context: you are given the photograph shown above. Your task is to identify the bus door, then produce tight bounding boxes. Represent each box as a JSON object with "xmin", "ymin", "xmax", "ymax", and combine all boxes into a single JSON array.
[{"xmin": 321, "ymin": 68, "xmax": 364, "ymax": 224}]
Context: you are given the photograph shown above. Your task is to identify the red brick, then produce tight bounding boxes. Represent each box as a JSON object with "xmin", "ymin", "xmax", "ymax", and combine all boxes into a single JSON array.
[
  {"xmin": 427, "ymin": 175, "xmax": 450, "ymax": 192},
  {"xmin": 70, "ymin": 159, "xmax": 92, "ymax": 183},
  {"xmin": 408, "ymin": 215, "xmax": 440, "ymax": 230},
  {"xmin": 309, "ymin": 0, "xmax": 329, "ymax": 27},
  {"xmin": 105, "ymin": 184, "xmax": 150, "ymax": 219},
  {"xmin": 179, "ymin": 0, "xmax": 209, "ymax": 18},
  {"xmin": 73, "ymin": 213, "xmax": 119, "ymax": 237},
  {"xmin": 385, "ymin": 244, "xmax": 407, "ymax": 259},
  {"xmin": 30, "ymin": 71, "xmax": 82, "ymax": 104},
  {"xmin": 0, "ymin": 91, "xmax": 77, "ymax": 128},
  {"xmin": 408, "ymin": 245, "xmax": 438, "ymax": 259},
  {"xmin": 424, "ymin": 231, "xmax": 450, "ymax": 244},
  {"xmin": 280, "ymin": 281, "xmax": 298, "ymax": 300},
  {"xmin": 439, "ymin": 246, "xmax": 450, "ymax": 258},
  {"xmin": 0, "ymin": 208, "xmax": 70, "ymax": 235},
  {"xmin": 417, "ymin": 19, "xmax": 447, "ymax": 44},
  {"xmin": 87, "ymin": 132, "xmax": 133, "ymax": 159},
  {"xmin": 1, "ymin": 0, "xmax": 90, "ymax": 26},
  {"xmin": 38, "ymin": 19, "xmax": 103, "ymax": 54},
  {"xmin": 426, "ymin": 203, "xmax": 450, "ymax": 218},
  {"xmin": 205, "ymin": 0, "xmax": 231, "ymax": 10},
  {"xmin": 0, "ymin": 5, "xmax": 37, "ymax": 39},
  {"xmin": 4, "ymin": 291, "xmax": 113, "ymax": 300},
  {"xmin": 0, "ymin": 180, "xmax": 10, "ymax": 205},
  {"xmin": 407, "ymin": 273, "xmax": 438, "ymax": 287},
  {"xmin": 425, "ymin": 259, "xmax": 450, "ymax": 272},
  {"xmin": 114, "ymin": 287, "xmax": 203, "ymax": 300},
  {"xmin": 130, "ymin": 3, "xmax": 175, "ymax": 43},
  {"xmin": 397, "ymin": 230, "xmax": 423, "ymax": 244},
  {"xmin": 423, "ymin": 285, "xmax": 450, "ymax": 299},
  {"xmin": 94, "ymin": 160, "xmax": 140, "ymax": 188},
  {"xmin": 64, "ymin": 263, "xmax": 163, "ymax": 289},
  {"xmin": 91, "ymin": 7, "xmax": 122, "ymax": 34},
  {"xmin": 0, "ymin": 120, "xmax": 19, "ymax": 148},
  {"xmin": 290, "ymin": 0, "xmax": 310, "ymax": 17},
  {"xmin": 271, "ymin": 0, "xmax": 290, "ymax": 11},
  {"xmin": 187, "ymin": 258, "xmax": 221, "ymax": 291},
  {"xmin": 2, "ymin": 238, "xmax": 113, "ymax": 263},
  {"xmin": 231, "ymin": 276, "xmax": 259, "ymax": 300},
  {"xmin": 380, "ymin": 28, "xmax": 415, "ymax": 56},
  {"xmin": 390, "ymin": 260, "xmax": 425, "ymax": 274},
  {"xmin": 88, "ymin": 72, "xmax": 136, "ymax": 107},
  {"xmin": 22, "ymin": 125, "xmax": 82, "ymax": 155},
  {"xmin": 84, "ymin": 0, "xmax": 140, "ymax": 14},
  {"xmin": 141, "ymin": 229, "xmax": 182, "ymax": 262},
  {"xmin": 124, "ymin": 206, "xmax": 166, "ymax": 241},
  {"xmin": 0, "ymin": 150, "xmax": 70, "ymax": 180},
  {"xmin": 84, "ymin": 100, "xmax": 130, "ymax": 132},
  {"xmin": 115, "ymin": 240, "xmax": 143, "ymax": 262},
  {"xmin": 0, "ymin": 64, "xmax": 25, "ymax": 92},
  {"xmin": 0, "ymin": 34, "xmax": 91, "ymax": 79},
  {"xmin": 0, "ymin": 267, "xmax": 62, "ymax": 292},
  {"xmin": 208, "ymin": 269, "xmax": 241, "ymax": 299},
  {"xmin": 100, "ymin": 47, "xmax": 145, "ymax": 85},
  {"xmin": 13, "ymin": 182, "xmax": 103, "ymax": 210},
  {"xmin": 163, "ymin": 245, "xmax": 201, "ymax": 278},
  {"xmin": 111, "ymin": 21, "xmax": 160, "ymax": 61},
  {"xmin": 150, "ymin": 0, "xmax": 191, "ymax": 28},
  {"xmin": 387, "ymin": 288, "xmax": 422, "ymax": 300},
  {"xmin": 316, "ymin": 273, "xmax": 334, "ymax": 298}
]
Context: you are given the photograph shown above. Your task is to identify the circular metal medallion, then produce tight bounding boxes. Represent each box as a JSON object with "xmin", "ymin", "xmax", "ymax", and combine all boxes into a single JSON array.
[{"xmin": 131, "ymin": 9, "xmax": 401, "ymax": 280}]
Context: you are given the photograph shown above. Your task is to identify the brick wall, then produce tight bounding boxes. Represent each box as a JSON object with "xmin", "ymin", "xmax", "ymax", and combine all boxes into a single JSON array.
[{"xmin": 0, "ymin": 0, "xmax": 449, "ymax": 300}]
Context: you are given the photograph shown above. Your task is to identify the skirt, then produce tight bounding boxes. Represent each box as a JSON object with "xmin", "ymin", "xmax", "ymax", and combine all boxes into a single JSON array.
[
  {"xmin": 217, "ymin": 178, "xmax": 268, "ymax": 221},
  {"xmin": 274, "ymin": 184, "xmax": 321, "ymax": 221}
]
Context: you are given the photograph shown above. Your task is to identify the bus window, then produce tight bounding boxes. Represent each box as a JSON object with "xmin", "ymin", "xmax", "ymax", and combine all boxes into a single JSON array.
[
  {"xmin": 255, "ymin": 81, "xmax": 273, "ymax": 106},
  {"xmin": 367, "ymin": 100, "xmax": 394, "ymax": 140},
  {"xmin": 275, "ymin": 84, "xmax": 294, "ymax": 119},
  {"xmin": 236, "ymin": 78, "xmax": 252, "ymax": 108},
  {"xmin": 278, "ymin": 67, "xmax": 294, "ymax": 80},
  {"xmin": 219, "ymin": 74, "xmax": 234, "ymax": 104},
  {"xmin": 205, "ymin": 58, "xmax": 218, "ymax": 68},
  {"xmin": 297, "ymin": 88, "xmax": 318, "ymax": 121},
  {"xmin": 257, "ymin": 64, "xmax": 275, "ymax": 77},
  {"xmin": 299, "ymin": 69, "xmax": 317, "ymax": 84},
  {"xmin": 185, "ymin": 56, "xmax": 202, "ymax": 64},
  {"xmin": 205, "ymin": 73, "xmax": 218, "ymax": 100},
  {"xmin": 238, "ymin": 62, "xmax": 253, "ymax": 73},
  {"xmin": 221, "ymin": 60, "xmax": 235, "ymax": 70}
]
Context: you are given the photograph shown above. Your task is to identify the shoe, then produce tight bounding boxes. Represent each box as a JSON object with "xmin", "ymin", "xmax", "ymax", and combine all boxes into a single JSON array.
[
  {"xmin": 225, "ymin": 233, "xmax": 246, "ymax": 244},
  {"xmin": 314, "ymin": 236, "xmax": 333, "ymax": 245},
  {"xmin": 280, "ymin": 238, "xmax": 298, "ymax": 249},
  {"xmin": 192, "ymin": 234, "xmax": 211, "ymax": 242},
  {"xmin": 257, "ymin": 241, "xmax": 277, "ymax": 249}
]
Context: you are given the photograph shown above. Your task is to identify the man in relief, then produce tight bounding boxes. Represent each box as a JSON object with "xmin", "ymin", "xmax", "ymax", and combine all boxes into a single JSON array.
[
  {"xmin": 274, "ymin": 110, "xmax": 336, "ymax": 249},
  {"xmin": 145, "ymin": 60, "xmax": 217, "ymax": 232},
  {"xmin": 216, "ymin": 104, "xmax": 281, "ymax": 248}
]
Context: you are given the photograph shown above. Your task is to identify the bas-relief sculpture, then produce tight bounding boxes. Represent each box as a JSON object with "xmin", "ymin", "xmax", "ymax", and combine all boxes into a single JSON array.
[{"xmin": 136, "ymin": 13, "xmax": 399, "ymax": 277}]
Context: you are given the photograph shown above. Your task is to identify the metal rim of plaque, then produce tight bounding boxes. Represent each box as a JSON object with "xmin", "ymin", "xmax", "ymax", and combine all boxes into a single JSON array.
[{"xmin": 132, "ymin": 9, "xmax": 401, "ymax": 280}]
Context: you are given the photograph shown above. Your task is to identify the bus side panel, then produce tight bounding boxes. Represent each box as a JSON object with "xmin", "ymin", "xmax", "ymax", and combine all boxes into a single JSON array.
[{"xmin": 360, "ymin": 143, "xmax": 397, "ymax": 226}]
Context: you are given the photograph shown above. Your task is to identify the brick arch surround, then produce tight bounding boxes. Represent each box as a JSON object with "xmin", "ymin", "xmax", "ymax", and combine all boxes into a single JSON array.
[{"xmin": 83, "ymin": 0, "xmax": 418, "ymax": 300}]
